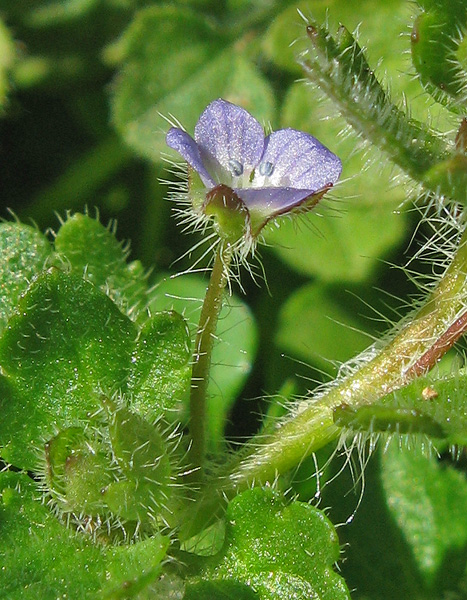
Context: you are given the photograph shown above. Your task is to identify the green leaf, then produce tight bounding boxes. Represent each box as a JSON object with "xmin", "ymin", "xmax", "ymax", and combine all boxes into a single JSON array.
[
  {"xmin": 0, "ymin": 17, "xmax": 16, "ymax": 110},
  {"xmin": 127, "ymin": 311, "xmax": 191, "ymax": 420},
  {"xmin": 151, "ymin": 273, "xmax": 257, "ymax": 451},
  {"xmin": 24, "ymin": 0, "xmax": 99, "ymax": 27},
  {"xmin": 263, "ymin": 0, "xmax": 413, "ymax": 78},
  {"xmin": 381, "ymin": 440, "xmax": 467, "ymax": 593},
  {"xmin": 0, "ymin": 269, "xmax": 137, "ymax": 469},
  {"xmin": 54, "ymin": 213, "xmax": 147, "ymax": 318},
  {"xmin": 103, "ymin": 536, "xmax": 170, "ymax": 599},
  {"xmin": 0, "ymin": 222, "xmax": 52, "ymax": 332},
  {"xmin": 275, "ymin": 282, "xmax": 370, "ymax": 374},
  {"xmin": 185, "ymin": 579, "xmax": 259, "ymax": 599},
  {"xmin": 111, "ymin": 5, "xmax": 275, "ymax": 162},
  {"xmin": 186, "ymin": 487, "xmax": 350, "ymax": 600}
]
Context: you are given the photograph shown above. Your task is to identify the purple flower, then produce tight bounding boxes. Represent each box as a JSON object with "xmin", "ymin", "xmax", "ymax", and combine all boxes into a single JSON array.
[{"xmin": 166, "ymin": 99, "xmax": 341, "ymax": 239}]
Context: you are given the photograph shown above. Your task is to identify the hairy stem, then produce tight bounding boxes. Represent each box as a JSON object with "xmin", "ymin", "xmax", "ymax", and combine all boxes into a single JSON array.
[
  {"xmin": 188, "ymin": 243, "xmax": 232, "ymax": 472},
  {"xmin": 181, "ymin": 226, "xmax": 467, "ymax": 537}
]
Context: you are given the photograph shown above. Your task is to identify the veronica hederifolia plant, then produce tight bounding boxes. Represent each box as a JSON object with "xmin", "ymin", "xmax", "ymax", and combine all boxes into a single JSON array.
[{"xmin": 4, "ymin": 0, "xmax": 467, "ymax": 597}]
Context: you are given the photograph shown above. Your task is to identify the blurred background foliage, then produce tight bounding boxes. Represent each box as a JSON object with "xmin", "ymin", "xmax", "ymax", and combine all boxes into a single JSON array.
[{"xmin": 2, "ymin": 1, "xmax": 467, "ymax": 597}]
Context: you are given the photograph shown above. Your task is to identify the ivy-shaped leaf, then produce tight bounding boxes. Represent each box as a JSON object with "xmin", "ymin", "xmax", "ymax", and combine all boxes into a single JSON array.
[
  {"xmin": 185, "ymin": 487, "xmax": 350, "ymax": 600},
  {"xmin": 0, "ymin": 269, "xmax": 137, "ymax": 469}
]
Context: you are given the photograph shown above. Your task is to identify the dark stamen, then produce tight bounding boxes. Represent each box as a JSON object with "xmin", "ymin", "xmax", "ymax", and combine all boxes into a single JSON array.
[
  {"xmin": 259, "ymin": 161, "xmax": 274, "ymax": 177},
  {"xmin": 228, "ymin": 159, "xmax": 243, "ymax": 177}
]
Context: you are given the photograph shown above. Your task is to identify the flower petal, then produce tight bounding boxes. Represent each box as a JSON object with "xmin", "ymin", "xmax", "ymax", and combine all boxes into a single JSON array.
[
  {"xmin": 234, "ymin": 186, "xmax": 320, "ymax": 216},
  {"xmin": 258, "ymin": 129, "xmax": 342, "ymax": 191},
  {"xmin": 166, "ymin": 127, "xmax": 215, "ymax": 187},
  {"xmin": 194, "ymin": 99, "xmax": 265, "ymax": 180}
]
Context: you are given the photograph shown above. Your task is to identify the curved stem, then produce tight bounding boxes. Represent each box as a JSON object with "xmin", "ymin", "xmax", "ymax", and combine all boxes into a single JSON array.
[
  {"xmin": 179, "ymin": 227, "xmax": 467, "ymax": 538},
  {"xmin": 188, "ymin": 243, "xmax": 232, "ymax": 473}
]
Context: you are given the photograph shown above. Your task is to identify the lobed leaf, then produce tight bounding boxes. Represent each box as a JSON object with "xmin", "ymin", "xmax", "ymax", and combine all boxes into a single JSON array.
[
  {"xmin": 0, "ymin": 269, "xmax": 137, "ymax": 469},
  {"xmin": 185, "ymin": 487, "xmax": 350, "ymax": 600},
  {"xmin": 127, "ymin": 310, "xmax": 191, "ymax": 420},
  {"xmin": 0, "ymin": 471, "xmax": 106, "ymax": 599},
  {"xmin": 0, "ymin": 471, "xmax": 170, "ymax": 599}
]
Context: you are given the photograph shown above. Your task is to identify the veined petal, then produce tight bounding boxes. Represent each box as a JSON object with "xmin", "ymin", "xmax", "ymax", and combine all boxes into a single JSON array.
[
  {"xmin": 166, "ymin": 127, "xmax": 215, "ymax": 187},
  {"xmin": 194, "ymin": 99, "xmax": 265, "ymax": 181},
  {"xmin": 259, "ymin": 129, "xmax": 342, "ymax": 191}
]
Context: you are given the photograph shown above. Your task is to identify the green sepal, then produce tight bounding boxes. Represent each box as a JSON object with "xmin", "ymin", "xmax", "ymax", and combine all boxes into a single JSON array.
[
  {"xmin": 45, "ymin": 426, "xmax": 87, "ymax": 496},
  {"xmin": 0, "ymin": 269, "xmax": 137, "ymax": 470},
  {"xmin": 104, "ymin": 400, "xmax": 172, "ymax": 517},
  {"xmin": 128, "ymin": 310, "xmax": 191, "ymax": 420},
  {"xmin": 102, "ymin": 479, "xmax": 142, "ymax": 522},
  {"xmin": 63, "ymin": 450, "xmax": 112, "ymax": 514},
  {"xmin": 185, "ymin": 487, "xmax": 350, "ymax": 600},
  {"xmin": 203, "ymin": 184, "xmax": 251, "ymax": 244},
  {"xmin": 0, "ymin": 222, "xmax": 52, "ymax": 332},
  {"xmin": 106, "ymin": 400, "xmax": 171, "ymax": 479},
  {"xmin": 411, "ymin": 1, "xmax": 467, "ymax": 112},
  {"xmin": 54, "ymin": 213, "xmax": 147, "ymax": 318}
]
